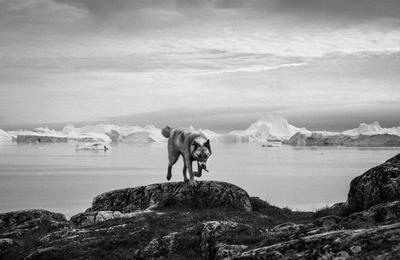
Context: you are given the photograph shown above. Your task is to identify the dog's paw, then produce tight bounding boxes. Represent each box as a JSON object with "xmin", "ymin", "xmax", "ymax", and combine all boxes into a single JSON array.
[
  {"xmin": 189, "ymin": 179, "xmax": 197, "ymax": 187},
  {"xmin": 166, "ymin": 172, "xmax": 172, "ymax": 181},
  {"xmin": 193, "ymin": 171, "xmax": 202, "ymax": 177}
]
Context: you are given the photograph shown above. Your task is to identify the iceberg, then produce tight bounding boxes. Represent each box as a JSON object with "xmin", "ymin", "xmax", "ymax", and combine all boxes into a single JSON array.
[
  {"xmin": 120, "ymin": 125, "xmax": 164, "ymax": 143},
  {"xmin": 2, "ymin": 112, "xmax": 400, "ymax": 146},
  {"xmin": 0, "ymin": 129, "xmax": 13, "ymax": 143},
  {"xmin": 342, "ymin": 122, "xmax": 400, "ymax": 137},
  {"xmin": 217, "ymin": 112, "xmax": 310, "ymax": 143},
  {"xmin": 8, "ymin": 126, "xmax": 111, "ymax": 144}
]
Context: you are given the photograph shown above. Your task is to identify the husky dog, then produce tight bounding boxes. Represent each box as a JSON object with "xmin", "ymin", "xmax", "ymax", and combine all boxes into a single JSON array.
[{"xmin": 161, "ymin": 126, "xmax": 212, "ymax": 187}]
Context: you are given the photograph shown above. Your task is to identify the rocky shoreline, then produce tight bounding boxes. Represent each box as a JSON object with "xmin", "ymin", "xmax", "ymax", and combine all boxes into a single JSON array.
[{"xmin": 1, "ymin": 153, "xmax": 400, "ymax": 259}]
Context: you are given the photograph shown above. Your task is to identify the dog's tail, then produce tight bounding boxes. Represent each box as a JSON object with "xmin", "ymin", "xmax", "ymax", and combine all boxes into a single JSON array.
[{"xmin": 161, "ymin": 126, "xmax": 172, "ymax": 138}]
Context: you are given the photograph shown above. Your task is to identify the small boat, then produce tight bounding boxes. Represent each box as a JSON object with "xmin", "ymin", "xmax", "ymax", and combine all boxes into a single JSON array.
[{"xmin": 75, "ymin": 142, "xmax": 110, "ymax": 151}]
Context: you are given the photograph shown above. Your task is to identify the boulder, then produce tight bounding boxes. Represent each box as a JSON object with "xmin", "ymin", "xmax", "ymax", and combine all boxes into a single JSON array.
[
  {"xmin": 0, "ymin": 209, "xmax": 67, "ymax": 229},
  {"xmin": 87, "ymin": 181, "xmax": 252, "ymax": 213},
  {"xmin": 346, "ymin": 153, "xmax": 400, "ymax": 211},
  {"xmin": 341, "ymin": 200, "xmax": 400, "ymax": 229}
]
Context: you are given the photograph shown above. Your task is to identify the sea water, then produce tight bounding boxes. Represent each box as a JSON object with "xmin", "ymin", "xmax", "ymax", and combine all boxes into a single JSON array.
[{"xmin": 0, "ymin": 142, "xmax": 399, "ymax": 218}]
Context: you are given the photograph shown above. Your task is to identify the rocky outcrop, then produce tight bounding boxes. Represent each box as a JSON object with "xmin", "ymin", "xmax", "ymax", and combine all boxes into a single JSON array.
[
  {"xmin": 0, "ymin": 210, "xmax": 69, "ymax": 259},
  {"xmin": 0, "ymin": 209, "xmax": 67, "ymax": 229},
  {"xmin": 88, "ymin": 181, "xmax": 252, "ymax": 213},
  {"xmin": 3, "ymin": 155, "xmax": 400, "ymax": 259},
  {"xmin": 234, "ymin": 222, "xmax": 400, "ymax": 259},
  {"xmin": 287, "ymin": 132, "xmax": 400, "ymax": 146},
  {"xmin": 70, "ymin": 210, "xmax": 159, "ymax": 227},
  {"xmin": 347, "ymin": 153, "xmax": 400, "ymax": 211},
  {"xmin": 341, "ymin": 200, "xmax": 400, "ymax": 229}
]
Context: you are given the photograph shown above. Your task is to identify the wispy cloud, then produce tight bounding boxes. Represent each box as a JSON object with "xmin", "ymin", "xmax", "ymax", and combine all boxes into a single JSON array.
[{"xmin": 0, "ymin": 0, "xmax": 400, "ymax": 127}]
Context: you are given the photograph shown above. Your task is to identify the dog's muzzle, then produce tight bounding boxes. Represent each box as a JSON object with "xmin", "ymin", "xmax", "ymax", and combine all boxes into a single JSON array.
[{"xmin": 198, "ymin": 161, "xmax": 207, "ymax": 168}]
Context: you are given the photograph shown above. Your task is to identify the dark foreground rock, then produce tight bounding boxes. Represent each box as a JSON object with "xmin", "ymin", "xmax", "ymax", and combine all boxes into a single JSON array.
[
  {"xmin": 347, "ymin": 153, "xmax": 400, "ymax": 211},
  {"xmin": 2, "ymin": 154, "xmax": 400, "ymax": 259},
  {"xmin": 88, "ymin": 181, "xmax": 252, "ymax": 213}
]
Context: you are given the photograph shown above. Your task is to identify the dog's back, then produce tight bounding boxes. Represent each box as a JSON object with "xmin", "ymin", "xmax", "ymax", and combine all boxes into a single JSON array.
[{"xmin": 162, "ymin": 127, "xmax": 204, "ymax": 152}]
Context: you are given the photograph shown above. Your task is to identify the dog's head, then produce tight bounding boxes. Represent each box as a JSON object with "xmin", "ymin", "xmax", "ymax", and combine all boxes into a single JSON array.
[{"xmin": 190, "ymin": 137, "xmax": 212, "ymax": 168}]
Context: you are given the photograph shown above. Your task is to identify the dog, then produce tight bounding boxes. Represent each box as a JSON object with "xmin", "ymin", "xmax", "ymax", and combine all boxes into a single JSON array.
[{"xmin": 161, "ymin": 126, "xmax": 212, "ymax": 187}]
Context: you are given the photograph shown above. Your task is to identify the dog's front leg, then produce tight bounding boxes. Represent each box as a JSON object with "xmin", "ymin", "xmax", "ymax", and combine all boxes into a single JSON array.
[
  {"xmin": 186, "ymin": 158, "xmax": 196, "ymax": 187},
  {"xmin": 194, "ymin": 162, "xmax": 202, "ymax": 177}
]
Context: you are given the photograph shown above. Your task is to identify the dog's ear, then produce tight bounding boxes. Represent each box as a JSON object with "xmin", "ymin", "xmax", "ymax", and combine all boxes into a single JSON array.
[{"xmin": 205, "ymin": 139, "xmax": 211, "ymax": 149}]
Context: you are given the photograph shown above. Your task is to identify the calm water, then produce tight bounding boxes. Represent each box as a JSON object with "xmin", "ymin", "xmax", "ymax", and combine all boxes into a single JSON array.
[{"xmin": 0, "ymin": 142, "xmax": 399, "ymax": 218}]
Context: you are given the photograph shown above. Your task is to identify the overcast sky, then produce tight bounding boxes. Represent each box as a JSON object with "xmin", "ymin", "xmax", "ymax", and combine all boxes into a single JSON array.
[{"xmin": 1, "ymin": 0, "xmax": 400, "ymax": 130}]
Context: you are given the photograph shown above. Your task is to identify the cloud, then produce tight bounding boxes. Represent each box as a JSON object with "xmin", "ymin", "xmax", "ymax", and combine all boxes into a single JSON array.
[
  {"xmin": 1, "ymin": 0, "xmax": 400, "ymax": 127},
  {"xmin": 52, "ymin": 0, "xmax": 400, "ymax": 23}
]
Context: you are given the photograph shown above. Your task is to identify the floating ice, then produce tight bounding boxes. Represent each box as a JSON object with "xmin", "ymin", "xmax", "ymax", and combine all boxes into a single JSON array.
[{"xmin": 2, "ymin": 113, "xmax": 400, "ymax": 145}]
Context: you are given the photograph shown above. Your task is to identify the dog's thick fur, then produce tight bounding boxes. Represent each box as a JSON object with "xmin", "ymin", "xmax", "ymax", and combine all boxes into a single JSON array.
[{"xmin": 162, "ymin": 126, "xmax": 212, "ymax": 186}]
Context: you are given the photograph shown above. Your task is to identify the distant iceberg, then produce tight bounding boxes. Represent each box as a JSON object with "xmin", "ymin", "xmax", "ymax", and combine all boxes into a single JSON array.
[
  {"xmin": 8, "ymin": 127, "xmax": 112, "ymax": 144},
  {"xmin": 1, "ymin": 112, "xmax": 400, "ymax": 145},
  {"xmin": 0, "ymin": 129, "xmax": 13, "ymax": 143},
  {"xmin": 223, "ymin": 112, "xmax": 310, "ymax": 142},
  {"xmin": 342, "ymin": 121, "xmax": 400, "ymax": 137}
]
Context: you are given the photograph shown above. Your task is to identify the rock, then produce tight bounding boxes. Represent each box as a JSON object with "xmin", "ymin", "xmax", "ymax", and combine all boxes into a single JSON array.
[
  {"xmin": 259, "ymin": 216, "xmax": 342, "ymax": 249},
  {"xmin": 341, "ymin": 200, "xmax": 400, "ymax": 229},
  {"xmin": 0, "ymin": 210, "xmax": 69, "ymax": 259},
  {"xmin": 346, "ymin": 153, "xmax": 400, "ymax": 211},
  {"xmin": 201, "ymin": 221, "xmax": 260, "ymax": 259},
  {"xmin": 70, "ymin": 210, "xmax": 158, "ymax": 227},
  {"xmin": 0, "ymin": 238, "xmax": 17, "ymax": 251},
  {"xmin": 350, "ymin": 245, "xmax": 362, "ymax": 254},
  {"xmin": 88, "ymin": 181, "xmax": 252, "ymax": 213},
  {"xmin": 215, "ymin": 243, "xmax": 248, "ymax": 259},
  {"xmin": 140, "ymin": 228, "xmax": 201, "ymax": 259},
  {"xmin": 0, "ymin": 209, "xmax": 67, "ymax": 229},
  {"xmin": 234, "ymin": 223, "xmax": 400, "ymax": 259},
  {"xmin": 3, "ymin": 165, "xmax": 400, "ymax": 260},
  {"xmin": 141, "ymin": 232, "xmax": 178, "ymax": 258}
]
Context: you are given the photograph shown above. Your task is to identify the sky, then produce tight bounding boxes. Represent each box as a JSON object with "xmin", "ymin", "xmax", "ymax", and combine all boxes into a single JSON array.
[{"xmin": 0, "ymin": 0, "xmax": 400, "ymax": 131}]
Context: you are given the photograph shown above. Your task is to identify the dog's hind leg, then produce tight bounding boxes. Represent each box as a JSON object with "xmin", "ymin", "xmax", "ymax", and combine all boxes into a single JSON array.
[
  {"xmin": 167, "ymin": 151, "xmax": 179, "ymax": 181},
  {"xmin": 182, "ymin": 160, "xmax": 188, "ymax": 182}
]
